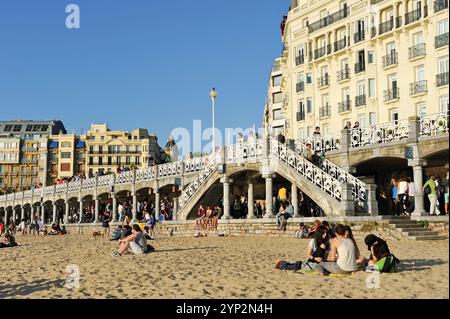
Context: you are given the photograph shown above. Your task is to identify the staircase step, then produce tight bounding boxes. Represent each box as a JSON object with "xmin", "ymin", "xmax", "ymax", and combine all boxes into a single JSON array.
[
  {"xmin": 408, "ymin": 235, "xmax": 448, "ymax": 241},
  {"xmin": 402, "ymin": 231, "xmax": 439, "ymax": 236},
  {"xmin": 397, "ymin": 227, "xmax": 429, "ymax": 232},
  {"xmin": 389, "ymin": 222, "xmax": 421, "ymax": 227},
  {"xmin": 381, "ymin": 216, "xmax": 411, "ymax": 220}
]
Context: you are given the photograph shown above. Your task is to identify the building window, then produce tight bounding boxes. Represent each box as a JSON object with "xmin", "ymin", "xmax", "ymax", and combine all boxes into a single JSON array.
[
  {"xmin": 298, "ymin": 128, "xmax": 306, "ymax": 139},
  {"xmin": 98, "ymin": 146, "xmax": 103, "ymax": 154},
  {"xmin": 439, "ymin": 95, "xmax": 449, "ymax": 112},
  {"xmin": 108, "ymin": 157, "xmax": 112, "ymax": 165},
  {"xmin": 89, "ymin": 146, "xmax": 94, "ymax": 154},
  {"xmin": 306, "ymin": 73, "xmax": 312, "ymax": 85},
  {"xmin": 60, "ymin": 163, "xmax": 71, "ymax": 172},
  {"xmin": 306, "ymin": 97, "xmax": 313, "ymax": 113},
  {"xmin": 117, "ymin": 156, "xmax": 121, "ymax": 165},
  {"xmin": 135, "ymin": 157, "xmax": 140, "ymax": 165},
  {"xmin": 368, "ymin": 51, "xmax": 374, "ymax": 64},
  {"xmin": 61, "ymin": 152, "xmax": 71, "ymax": 159},
  {"xmin": 272, "ymin": 75, "xmax": 282, "ymax": 86},
  {"xmin": 273, "ymin": 109, "xmax": 283, "ymax": 121},
  {"xmin": 307, "ymin": 126, "xmax": 313, "ymax": 138},
  {"xmin": 98, "ymin": 157, "xmax": 103, "ymax": 165},
  {"xmin": 416, "ymin": 103, "xmax": 426, "ymax": 117},
  {"xmin": 126, "ymin": 157, "xmax": 131, "ymax": 165},
  {"xmin": 61, "ymin": 142, "xmax": 71, "ymax": 148},
  {"xmin": 390, "ymin": 109, "xmax": 399, "ymax": 122},
  {"xmin": 358, "ymin": 113, "xmax": 366, "ymax": 127},
  {"xmin": 368, "ymin": 79, "xmax": 375, "ymax": 97},
  {"xmin": 273, "ymin": 92, "xmax": 283, "ymax": 104}
]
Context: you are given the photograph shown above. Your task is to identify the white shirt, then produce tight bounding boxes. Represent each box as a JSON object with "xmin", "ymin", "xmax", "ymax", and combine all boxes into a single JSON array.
[
  {"xmin": 337, "ymin": 238, "xmax": 357, "ymax": 272},
  {"xmin": 118, "ymin": 205, "xmax": 124, "ymax": 213},
  {"xmin": 408, "ymin": 182, "xmax": 415, "ymax": 196},
  {"xmin": 397, "ymin": 181, "xmax": 408, "ymax": 195}
]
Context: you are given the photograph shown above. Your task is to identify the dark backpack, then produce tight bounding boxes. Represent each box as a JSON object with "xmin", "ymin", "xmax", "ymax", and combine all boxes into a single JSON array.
[
  {"xmin": 424, "ymin": 184, "xmax": 431, "ymax": 195},
  {"xmin": 379, "ymin": 254, "xmax": 400, "ymax": 273}
]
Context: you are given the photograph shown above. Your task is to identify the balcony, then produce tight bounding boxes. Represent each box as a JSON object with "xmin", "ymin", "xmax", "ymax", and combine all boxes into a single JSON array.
[
  {"xmin": 354, "ymin": 62, "xmax": 365, "ymax": 74},
  {"xmin": 317, "ymin": 74, "xmax": 329, "ymax": 88},
  {"xmin": 396, "ymin": 16, "xmax": 402, "ymax": 28},
  {"xmin": 408, "ymin": 43, "xmax": 426, "ymax": 59},
  {"xmin": 354, "ymin": 31, "xmax": 365, "ymax": 43},
  {"xmin": 384, "ymin": 88, "xmax": 400, "ymax": 102},
  {"xmin": 296, "ymin": 112, "xmax": 305, "ymax": 121},
  {"xmin": 338, "ymin": 100, "xmax": 351, "ymax": 113},
  {"xmin": 295, "ymin": 55, "xmax": 305, "ymax": 66},
  {"xmin": 337, "ymin": 68, "xmax": 350, "ymax": 81},
  {"xmin": 405, "ymin": 8, "xmax": 422, "ymax": 25},
  {"xmin": 334, "ymin": 37, "xmax": 348, "ymax": 52},
  {"xmin": 434, "ymin": 0, "xmax": 449, "ymax": 12},
  {"xmin": 314, "ymin": 47, "xmax": 326, "ymax": 60},
  {"xmin": 436, "ymin": 72, "xmax": 449, "ymax": 87},
  {"xmin": 326, "ymin": 44, "xmax": 332, "ymax": 55},
  {"xmin": 378, "ymin": 19, "xmax": 394, "ymax": 35},
  {"xmin": 371, "ymin": 27, "xmax": 377, "ymax": 38},
  {"xmin": 382, "ymin": 51, "xmax": 398, "ymax": 68},
  {"xmin": 435, "ymin": 32, "xmax": 449, "ymax": 48},
  {"xmin": 355, "ymin": 94, "xmax": 367, "ymax": 107},
  {"xmin": 410, "ymin": 80, "xmax": 428, "ymax": 95},
  {"xmin": 296, "ymin": 81, "xmax": 305, "ymax": 93},
  {"xmin": 307, "ymin": 6, "xmax": 349, "ymax": 34},
  {"xmin": 320, "ymin": 105, "xmax": 331, "ymax": 118}
]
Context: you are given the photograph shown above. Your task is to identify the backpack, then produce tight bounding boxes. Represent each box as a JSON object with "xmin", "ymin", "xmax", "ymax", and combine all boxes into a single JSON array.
[
  {"xmin": 424, "ymin": 184, "xmax": 431, "ymax": 195},
  {"xmin": 376, "ymin": 254, "xmax": 400, "ymax": 273}
]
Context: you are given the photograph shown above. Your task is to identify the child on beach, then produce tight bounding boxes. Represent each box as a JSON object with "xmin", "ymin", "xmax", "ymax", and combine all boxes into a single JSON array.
[{"xmin": 101, "ymin": 211, "xmax": 111, "ymax": 240}]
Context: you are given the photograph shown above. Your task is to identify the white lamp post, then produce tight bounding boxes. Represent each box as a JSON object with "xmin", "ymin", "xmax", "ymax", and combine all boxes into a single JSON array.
[{"xmin": 209, "ymin": 88, "xmax": 218, "ymax": 153}]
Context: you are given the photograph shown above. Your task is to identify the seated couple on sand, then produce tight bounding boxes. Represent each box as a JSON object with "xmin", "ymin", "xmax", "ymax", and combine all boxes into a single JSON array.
[
  {"xmin": 0, "ymin": 231, "xmax": 17, "ymax": 248},
  {"xmin": 277, "ymin": 224, "xmax": 399, "ymax": 275},
  {"xmin": 112, "ymin": 224, "xmax": 154, "ymax": 257}
]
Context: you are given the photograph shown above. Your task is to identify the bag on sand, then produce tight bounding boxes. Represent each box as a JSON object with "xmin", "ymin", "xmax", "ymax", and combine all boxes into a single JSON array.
[
  {"xmin": 368, "ymin": 254, "xmax": 400, "ymax": 273},
  {"xmin": 146, "ymin": 244, "xmax": 155, "ymax": 252}
]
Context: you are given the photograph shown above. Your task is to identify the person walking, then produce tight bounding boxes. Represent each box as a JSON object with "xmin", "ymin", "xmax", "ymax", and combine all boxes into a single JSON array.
[{"xmin": 423, "ymin": 176, "xmax": 438, "ymax": 215}]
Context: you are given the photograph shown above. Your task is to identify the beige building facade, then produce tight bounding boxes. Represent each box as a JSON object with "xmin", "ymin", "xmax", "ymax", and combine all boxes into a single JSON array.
[{"xmin": 264, "ymin": 0, "xmax": 449, "ymax": 140}]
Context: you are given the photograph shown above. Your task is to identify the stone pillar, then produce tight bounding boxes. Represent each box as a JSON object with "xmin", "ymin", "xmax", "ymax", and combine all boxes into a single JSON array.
[
  {"xmin": 20, "ymin": 206, "xmax": 25, "ymax": 220},
  {"xmin": 12, "ymin": 208, "xmax": 16, "ymax": 224},
  {"xmin": 78, "ymin": 200, "xmax": 83, "ymax": 224},
  {"xmin": 291, "ymin": 183, "xmax": 300, "ymax": 217},
  {"xmin": 172, "ymin": 197, "xmax": 178, "ymax": 221},
  {"xmin": 411, "ymin": 161, "xmax": 426, "ymax": 216},
  {"xmin": 94, "ymin": 198, "xmax": 100, "ymax": 223},
  {"xmin": 340, "ymin": 183, "xmax": 355, "ymax": 216},
  {"xmin": 112, "ymin": 195, "xmax": 117, "ymax": 222},
  {"xmin": 132, "ymin": 193, "xmax": 138, "ymax": 222},
  {"xmin": 264, "ymin": 175, "xmax": 274, "ymax": 218},
  {"xmin": 154, "ymin": 192, "xmax": 161, "ymax": 222},
  {"xmin": 366, "ymin": 183, "xmax": 379, "ymax": 216},
  {"xmin": 247, "ymin": 181, "xmax": 256, "ymax": 219},
  {"xmin": 220, "ymin": 177, "xmax": 232, "ymax": 219},
  {"xmin": 52, "ymin": 203, "xmax": 57, "ymax": 224},
  {"xmin": 37, "ymin": 204, "xmax": 42, "ymax": 221},
  {"xmin": 64, "ymin": 200, "xmax": 70, "ymax": 224},
  {"xmin": 4, "ymin": 210, "xmax": 8, "ymax": 226}
]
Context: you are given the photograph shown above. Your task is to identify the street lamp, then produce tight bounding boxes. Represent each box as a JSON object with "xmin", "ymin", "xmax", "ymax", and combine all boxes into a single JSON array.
[{"xmin": 209, "ymin": 88, "xmax": 218, "ymax": 153}]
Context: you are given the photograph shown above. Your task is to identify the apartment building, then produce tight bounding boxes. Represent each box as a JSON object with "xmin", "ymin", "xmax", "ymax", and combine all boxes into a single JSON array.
[
  {"xmin": 0, "ymin": 120, "xmax": 66, "ymax": 191},
  {"xmin": 264, "ymin": 0, "xmax": 449, "ymax": 140},
  {"xmin": 83, "ymin": 124, "xmax": 166, "ymax": 175}
]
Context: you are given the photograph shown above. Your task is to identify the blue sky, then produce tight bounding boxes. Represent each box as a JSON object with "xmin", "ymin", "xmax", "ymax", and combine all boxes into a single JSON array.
[{"xmin": 0, "ymin": 0, "xmax": 287, "ymax": 151}]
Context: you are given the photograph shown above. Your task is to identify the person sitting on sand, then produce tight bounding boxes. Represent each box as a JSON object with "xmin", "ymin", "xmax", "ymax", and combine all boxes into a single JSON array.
[
  {"xmin": 112, "ymin": 224, "xmax": 148, "ymax": 257},
  {"xmin": 120, "ymin": 225, "xmax": 132, "ymax": 239},
  {"xmin": 277, "ymin": 226, "xmax": 330, "ymax": 271},
  {"xmin": 364, "ymin": 234, "xmax": 399, "ymax": 272},
  {"xmin": 48, "ymin": 223, "xmax": 61, "ymax": 235},
  {"xmin": 0, "ymin": 231, "xmax": 18, "ymax": 248},
  {"xmin": 316, "ymin": 224, "xmax": 357, "ymax": 276},
  {"xmin": 307, "ymin": 219, "xmax": 322, "ymax": 238},
  {"xmin": 276, "ymin": 203, "xmax": 291, "ymax": 230},
  {"xmin": 322, "ymin": 221, "xmax": 336, "ymax": 239},
  {"xmin": 294, "ymin": 223, "xmax": 309, "ymax": 239},
  {"xmin": 205, "ymin": 206, "xmax": 213, "ymax": 229},
  {"xmin": 196, "ymin": 205, "xmax": 206, "ymax": 230},
  {"xmin": 344, "ymin": 225, "xmax": 362, "ymax": 263},
  {"xmin": 143, "ymin": 225, "xmax": 154, "ymax": 240},
  {"xmin": 111, "ymin": 225, "xmax": 123, "ymax": 241}
]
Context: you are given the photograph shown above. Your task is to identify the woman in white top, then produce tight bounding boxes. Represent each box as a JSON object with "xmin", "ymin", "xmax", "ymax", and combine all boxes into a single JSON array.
[
  {"xmin": 397, "ymin": 177, "xmax": 409, "ymax": 216},
  {"xmin": 317, "ymin": 224, "xmax": 357, "ymax": 276}
]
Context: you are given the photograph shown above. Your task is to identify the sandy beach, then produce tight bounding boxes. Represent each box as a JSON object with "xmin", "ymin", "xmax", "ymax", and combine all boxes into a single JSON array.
[{"xmin": 0, "ymin": 234, "xmax": 448, "ymax": 299}]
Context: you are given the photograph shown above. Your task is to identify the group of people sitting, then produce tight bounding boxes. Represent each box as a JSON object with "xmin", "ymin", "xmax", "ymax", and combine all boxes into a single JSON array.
[
  {"xmin": 277, "ymin": 223, "xmax": 399, "ymax": 275},
  {"xmin": 0, "ymin": 230, "xmax": 17, "ymax": 249},
  {"xmin": 195, "ymin": 205, "xmax": 222, "ymax": 232},
  {"xmin": 111, "ymin": 224, "xmax": 154, "ymax": 257}
]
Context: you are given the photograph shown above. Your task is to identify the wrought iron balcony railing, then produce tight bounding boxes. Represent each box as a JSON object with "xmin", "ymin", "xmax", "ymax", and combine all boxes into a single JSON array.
[
  {"xmin": 314, "ymin": 47, "xmax": 327, "ymax": 60},
  {"xmin": 334, "ymin": 37, "xmax": 348, "ymax": 52},
  {"xmin": 435, "ymin": 32, "xmax": 449, "ymax": 48},
  {"xmin": 337, "ymin": 68, "xmax": 350, "ymax": 81},
  {"xmin": 382, "ymin": 51, "xmax": 398, "ymax": 67},
  {"xmin": 295, "ymin": 55, "xmax": 305, "ymax": 66},
  {"xmin": 384, "ymin": 88, "xmax": 400, "ymax": 102},
  {"xmin": 338, "ymin": 100, "xmax": 351, "ymax": 113},
  {"xmin": 434, "ymin": 0, "xmax": 449, "ymax": 12},
  {"xmin": 296, "ymin": 81, "xmax": 305, "ymax": 93},
  {"xmin": 408, "ymin": 43, "xmax": 426, "ymax": 59},
  {"xmin": 396, "ymin": 16, "xmax": 402, "ymax": 28},
  {"xmin": 320, "ymin": 105, "xmax": 331, "ymax": 118},
  {"xmin": 354, "ymin": 31, "xmax": 365, "ymax": 43},
  {"xmin": 317, "ymin": 74, "xmax": 329, "ymax": 88},
  {"xmin": 355, "ymin": 94, "xmax": 367, "ymax": 107},
  {"xmin": 379, "ymin": 19, "xmax": 394, "ymax": 35},
  {"xmin": 307, "ymin": 6, "xmax": 349, "ymax": 34},
  {"xmin": 405, "ymin": 8, "xmax": 422, "ymax": 25},
  {"xmin": 436, "ymin": 72, "xmax": 449, "ymax": 87},
  {"xmin": 409, "ymin": 80, "xmax": 428, "ymax": 95},
  {"xmin": 355, "ymin": 62, "xmax": 365, "ymax": 74},
  {"xmin": 296, "ymin": 111, "xmax": 305, "ymax": 121}
]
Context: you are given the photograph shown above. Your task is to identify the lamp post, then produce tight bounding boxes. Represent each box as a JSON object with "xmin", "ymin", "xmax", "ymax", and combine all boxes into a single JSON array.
[{"xmin": 209, "ymin": 88, "xmax": 218, "ymax": 153}]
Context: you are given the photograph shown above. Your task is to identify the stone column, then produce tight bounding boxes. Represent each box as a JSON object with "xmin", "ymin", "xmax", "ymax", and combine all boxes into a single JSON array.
[
  {"xmin": 340, "ymin": 183, "xmax": 355, "ymax": 216},
  {"xmin": 172, "ymin": 197, "xmax": 178, "ymax": 221},
  {"xmin": 220, "ymin": 177, "xmax": 232, "ymax": 219},
  {"xmin": 291, "ymin": 183, "xmax": 300, "ymax": 217},
  {"xmin": 37, "ymin": 204, "xmax": 42, "ymax": 221},
  {"xmin": 41, "ymin": 205, "xmax": 46, "ymax": 224},
  {"xmin": 64, "ymin": 200, "xmax": 70, "ymax": 224},
  {"xmin": 78, "ymin": 200, "xmax": 83, "ymax": 224},
  {"xmin": 112, "ymin": 195, "xmax": 117, "ymax": 222},
  {"xmin": 12, "ymin": 208, "xmax": 16, "ymax": 224},
  {"xmin": 20, "ymin": 206, "xmax": 25, "ymax": 220},
  {"xmin": 94, "ymin": 197, "xmax": 100, "ymax": 223},
  {"xmin": 264, "ymin": 175, "xmax": 274, "ymax": 218},
  {"xmin": 132, "ymin": 192, "xmax": 138, "ymax": 222},
  {"xmin": 411, "ymin": 161, "xmax": 426, "ymax": 216},
  {"xmin": 366, "ymin": 184, "xmax": 379, "ymax": 216},
  {"xmin": 4, "ymin": 210, "xmax": 8, "ymax": 226},
  {"xmin": 247, "ymin": 180, "xmax": 256, "ymax": 219},
  {"xmin": 154, "ymin": 192, "xmax": 160, "ymax": 221},
  {"xmin": 52, "ymin": 203, "xmax": 57, "ymax": 224}
]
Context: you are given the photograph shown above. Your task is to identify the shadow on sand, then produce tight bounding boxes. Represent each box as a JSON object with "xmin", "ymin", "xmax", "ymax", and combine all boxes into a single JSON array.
[
  {"xmin": 152, "ymin": 247, "xmax": 219, "ymax": 253},
  {"xmin": 398, "ymin": 259, "xmax": 448, "ymax": 272},
  {"xmin": 0, "ymin": 279, "xmax": 65, "ymax": 298}
]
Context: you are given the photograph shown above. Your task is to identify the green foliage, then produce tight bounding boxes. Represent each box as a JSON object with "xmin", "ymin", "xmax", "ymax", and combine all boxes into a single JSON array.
[{"xmin": 417, "ymin": 220, "xmax": 429, "ymax": 228}]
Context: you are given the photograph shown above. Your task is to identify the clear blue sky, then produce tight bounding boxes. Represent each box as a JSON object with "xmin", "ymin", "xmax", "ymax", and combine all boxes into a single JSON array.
[{"xmin": 0, "ymin": 0, "xmax": 287, "ymax": 151}]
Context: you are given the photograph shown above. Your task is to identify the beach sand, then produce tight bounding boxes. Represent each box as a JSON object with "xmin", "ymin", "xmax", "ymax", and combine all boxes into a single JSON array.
[{"xmin": 0, "ymin": 234, "xmax": 448, "ymax": 299}]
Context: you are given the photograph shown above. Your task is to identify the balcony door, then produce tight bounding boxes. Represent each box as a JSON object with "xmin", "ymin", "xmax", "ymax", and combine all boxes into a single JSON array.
[
  {"xmin": 414, "ymin": 32, "xmax": 424, "ymax": 45},
  {"xmin": 388, "ymin": 73, "xmax": 398, "ymax": 96},
  {"xmin": 438, "ymin": 56, "xmax": 449, "ymax": 74},
  {"xmin": 357, "ymin": 80, "xmax": 365, "ymax": 96},
  {"xmin": 356, "ymin": 18, "xmax": 365, "ymax": 34},
  {"xmin": 341, "ymin": 58, "xmax": 349, "ymax": 71},
  {"xmin": 415, "ymin": 65, "xmax": 425, "ymax": 82},
  {"xmin": 386, "ymin": 42, "xmax": 396, "ymax": 56},
  {"xmin": 342, "ymin": 87, "xmax": 350, "ymax": 102},
  {"xmin": 358, "ymin": 50, "xmax": 365, "ymax": 65},
  {"xmin": 321, "ymin": 65, "xmax": 328, "ymax": 77},
  {"xmin": 437, "ymin": 19, "xmax": 449, "ymax": 36}
]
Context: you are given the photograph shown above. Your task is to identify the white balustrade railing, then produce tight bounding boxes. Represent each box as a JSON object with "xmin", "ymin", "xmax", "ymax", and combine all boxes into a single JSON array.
[
  {"xmin": 81, "ymin": 177, "xmax": 96, "ymax": 190},
  {"xmin": 43, "ymin": 186, "xmax": 54, "ymax": 196},
  {"xmin": 271, "ymin": 139, "xmax": 342, "ymax": 201},
  {"xmin": 184, "ymin": 157, "xmax": 210, "ymax": 173},
  {"xmin": 158, "ymin": 162, "xmax": 182, "ymax": 178},
  {"xmin": 97, "ymin": 175, "xmax": 114, "ymax": 188},
  {"xmin": 115, "ymin": 171, "xmax": 134, "ymax": 185},
  {"xmin": 55, "ymin": 184, "xmax": 67, "ymax": 194},
  {"xmin": 33, "ymin": 188, "xmax": 43, "ymax": 198},
  {"xmin": 24, "ymin": 190, "xmax": 32, "ymax": 199},
  {"xmin": 68, "ymin": 181, "xmax": 81, "ymax": 192},
  {"xmin": 419, "ymin": 111, "xmax": 449, "ymax": 138},
  {"xmin": 350, "ymin": 120, "xmax": 410, "ymax": 148},
  {"xmin": 135, "ymin": 167, "xmax": 156, "ymax": 182},
  {"xmin": 15, "ymin": 192, "xmax": 23, "ymax": 200},
  {"xmin": 178, "ymin": 155, "xmax": 218, "ymax": 209},
  {"xmin": 225, "ymin": 139, "xmax": 264, "ymax": 164},
  {"xmin": 295, "ymin": 135, "xmax": 341, "ymax": 154}
]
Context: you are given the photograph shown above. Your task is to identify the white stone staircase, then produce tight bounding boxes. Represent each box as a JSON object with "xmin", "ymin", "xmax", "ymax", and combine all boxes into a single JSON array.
[{"xmin": 384, "ymin": 216, "xmax": 447, "ymax": 240}]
